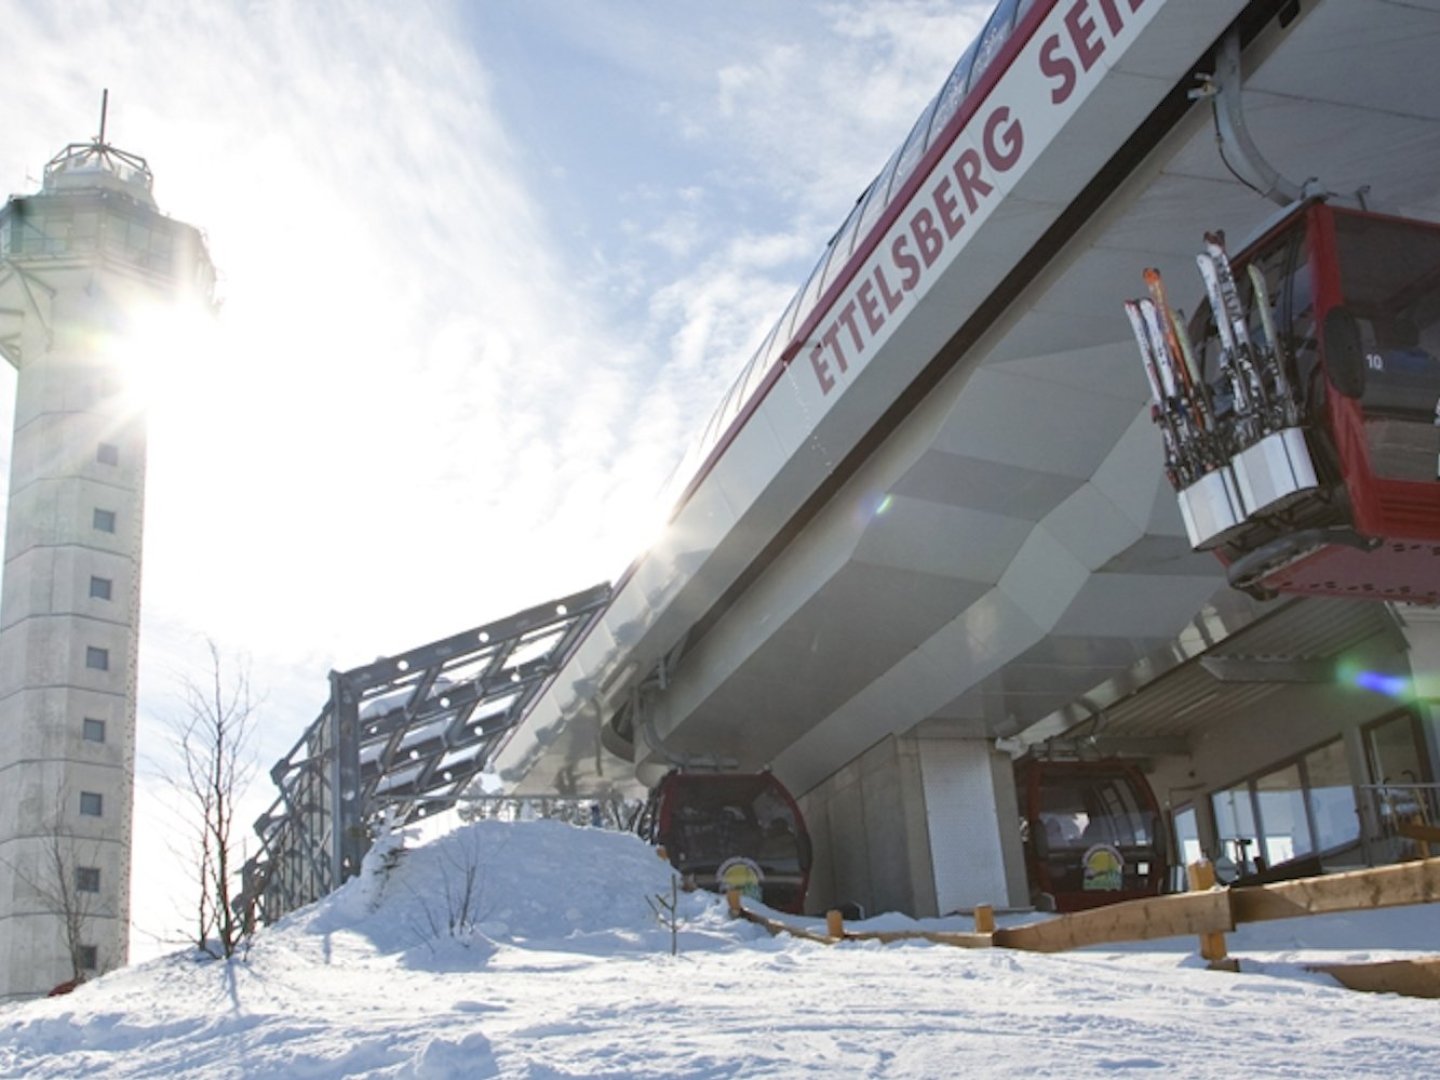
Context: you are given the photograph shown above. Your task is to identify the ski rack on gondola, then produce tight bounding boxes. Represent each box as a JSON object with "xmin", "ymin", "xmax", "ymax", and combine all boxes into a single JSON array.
[{"xmin": 1124, "ymin": 233, "xmax": 1318, "ymax": 551}]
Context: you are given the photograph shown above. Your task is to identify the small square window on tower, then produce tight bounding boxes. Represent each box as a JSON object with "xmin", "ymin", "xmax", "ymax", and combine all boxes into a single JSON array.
[
  {"xmin": 78, "ymin": 945, "xmax": 98, "ymax": 971},
  {"xmin": 92, "ymin": 508, "xmax": 116, "ymax": 533},
  {"xmin": 89, "ymin": 576, "xmax": 113, "ymax": 601},
  {"xmin": 75, "ymin": 866, "xmax": 101, "ymax": 893},
  {"xmin": 79, "ymin": 791, "xmax": 103, "ymax": 817},
  {"xmin": 96, "ymin": 442, "xmax": 119, "ymax": 466},
  {"xmin": 85, "ymin": 646, "xmax": 109, "ymax": 671},
  {"xmin": 82, "ymin": 717, "xmax": 106, "ymax": 743}
]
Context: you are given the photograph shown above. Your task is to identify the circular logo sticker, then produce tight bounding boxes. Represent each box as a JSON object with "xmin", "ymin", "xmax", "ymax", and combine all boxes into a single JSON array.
[
  {"xmin": 716, "ymin": 856, "xmax": 765, "ymax": 901},
  {"xmin": 1081, "ymin": 843, "xmax": 1124, "ymax": 891}
]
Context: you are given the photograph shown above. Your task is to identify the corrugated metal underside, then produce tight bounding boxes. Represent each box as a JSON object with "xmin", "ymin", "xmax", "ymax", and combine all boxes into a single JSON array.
[{"xmin": 1087, "ymin": 600, "xmax": 1407, "ymax": 742}]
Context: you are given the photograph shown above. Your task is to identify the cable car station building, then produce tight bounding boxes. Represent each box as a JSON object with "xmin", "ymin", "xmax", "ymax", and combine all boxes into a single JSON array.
[{"xmin": 489, "ymin": 0, "xmax": 1440, "ymax": 918}]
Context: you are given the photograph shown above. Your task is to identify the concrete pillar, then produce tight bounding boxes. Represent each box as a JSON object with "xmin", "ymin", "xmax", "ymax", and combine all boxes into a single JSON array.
[
  {"xmin": 796, "ymin": 735, "xmax": 936, "ymax": 917},
  {"xmin": 917, "ymin": 738, "xmax": 1029, "ymax": 912},
  {"xmin": 796, "ymin": 734, "xmax": 1028, "ymax": 917}
]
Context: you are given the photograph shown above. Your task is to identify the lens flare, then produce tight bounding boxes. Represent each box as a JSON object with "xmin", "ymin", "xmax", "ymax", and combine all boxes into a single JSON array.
[{"xmin": 1338, "ymin": 659, "xmax": 1412, "ymax": 699}]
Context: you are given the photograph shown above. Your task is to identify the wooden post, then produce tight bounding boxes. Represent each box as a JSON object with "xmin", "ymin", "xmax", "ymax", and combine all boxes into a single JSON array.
[
  {"xmin": 726, "ymin": 889, "xmax": 742, "ymax": 917},
  {"xmin": 1187, "ymin": 859, "xmax": 1236, "ymax": 970},
  {"xmin": 1410, "ymin": 814, "xmax": 1432, "ymax": 859},
  {"xmin": 826, "ymin": 909, "xmax": 844, "ymax": 939},
  {"xmin": 974, "ymin": 904, "xmax": 996, "ymax": 934}
]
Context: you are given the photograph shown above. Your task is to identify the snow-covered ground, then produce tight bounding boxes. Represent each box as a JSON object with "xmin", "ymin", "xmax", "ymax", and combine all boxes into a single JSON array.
[{"xmin": 2, "ymin": 819, "xmax": 1437, "ymax": 1078}]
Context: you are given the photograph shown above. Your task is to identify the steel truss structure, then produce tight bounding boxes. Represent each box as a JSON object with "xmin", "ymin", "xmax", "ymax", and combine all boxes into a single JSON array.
[{"xmin": 240, "ymin": 583, "xmax": 611, "ymax": 925}]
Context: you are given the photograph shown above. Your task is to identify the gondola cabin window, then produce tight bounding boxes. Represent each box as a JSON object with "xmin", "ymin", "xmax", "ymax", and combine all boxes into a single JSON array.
[{"xmin": 1333, "ymin": 212, "xmax": 1440, "ymax": 481}]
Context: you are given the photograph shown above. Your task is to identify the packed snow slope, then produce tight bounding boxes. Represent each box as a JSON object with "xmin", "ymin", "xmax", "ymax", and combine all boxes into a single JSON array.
[{"xmin": 2, "ymin": 819, "xmax": 1438, "ymax": 1078}]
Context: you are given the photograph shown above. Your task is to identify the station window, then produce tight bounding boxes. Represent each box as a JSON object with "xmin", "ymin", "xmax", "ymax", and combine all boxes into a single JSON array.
[
  {"xmin": 1211, "ymin": 782, "xmax": 1259, "ymax": 874},
  {"xmin": 96, "ymin": 443, "xmax": 119, "ymax": 466},
  {"xmin": 78, "ymin": 945, "xmax": 98, "ymax": 971},
  {"xmin": 75, "ymin": 866, "xmax": 101, "ymax": 893},
  {"xmin": 968, "ymin": 0, "xmax": 1020, "ymax": 92},
  {"xmin": 79, "ymin": 791, "xmax": 103, "ymax": 817},
  {"xmin": 1170, "ymin": 805, "xmax": 1202, "ymax": 892},
  {"xmin": 85, "ymin": 646, "xmax": 109, "ymax": 671},
  {"xmin": 1365, "ymin": 710, "xmax": 1431, "ymax": 786},
  {"xmin": 1303, "ymin": 740, "xmax": 1360, "ymax": 852},
  {"xmin": 82, "ymin": 717, "xmax": 106, "ymax": 743},
  {"xmin": 930, "ymin": 40, "xmax": 977, "ymax": 138},
  {"xmin": 1254, "ymin": 762, "xmax": 1311, "ymax": 866},
  {"xmin": 89, "ymin": 576, "xmax": 112, "ymax": 601},
  {"xmin": 1363, "ymin": 710, "xmax": 1433, "ymax": 850},
  {"xmin": 1209, "ymin": 736, "xmax": 1361, "ymax": 879},
  {"xmin": 92, "ymin": 509, "xmax": 116, "ymax": 533}
]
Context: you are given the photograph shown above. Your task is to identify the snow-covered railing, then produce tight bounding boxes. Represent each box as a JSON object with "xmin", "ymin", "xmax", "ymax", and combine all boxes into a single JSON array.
[
  {"xmin": 450, "ymin": 794, "xmax": 642, "ymax": 832},
  {"xmin": 240, "ymin": 583, "xmax": 612, "ymax": 926}
]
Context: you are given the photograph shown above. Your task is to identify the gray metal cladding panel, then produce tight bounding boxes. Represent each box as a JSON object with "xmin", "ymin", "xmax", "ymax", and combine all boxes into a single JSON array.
[
  {"xmin": 851, "ymin": 500, "xmax": 1034, "ymax": 586},
  {"xmin": 933, "ymin": 366, "xmax": 1148, "ymax": 480},
  {"xmin": 1051, "ymin": 572, "xmax": 1229, "ymax": 641},
  {"xmin": 887, "ymin": 449, "xmax": 1086, "ymax": 519},
  {"xmin": 683, "ymin": 562, "xmax": 991, "ymax": 761},
  {"xmin": 981, "ymin": 339, "xmax": 1147, "ymax": 399},
  {"xmin": 1007, "ymin": 632, "xmax": 1178, "ymax": 674},
  {"xmin": 1095, "ymin": 534, "xmax": 1224, "ymax": 577},
  {"xmin": 1247, "ymin": 1, "xmax": 1440, "ymax": 121}
]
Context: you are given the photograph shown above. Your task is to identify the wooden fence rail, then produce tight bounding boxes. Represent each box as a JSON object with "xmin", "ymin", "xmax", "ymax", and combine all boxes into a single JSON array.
[{"xmin": 727, "ymin": 856, "xmax": 1440, "ymax": 998}]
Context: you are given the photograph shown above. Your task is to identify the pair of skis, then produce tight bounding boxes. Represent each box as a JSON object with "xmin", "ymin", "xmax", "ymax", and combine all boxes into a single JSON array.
[
  {"xmin": 1195, "ymin": 232, "xmax": 1299, "ymax": 433},
  {"xmin": 1192, "ymin": 236, "xmax": 1296, "ymax": 434},
  {"xmin": 1124, "ymin": 270, "xmax": 1213, "ymax": 487},
  {"xmin": 1126, "ymin": 231, "xmax": 1302, "ymax": 494}
]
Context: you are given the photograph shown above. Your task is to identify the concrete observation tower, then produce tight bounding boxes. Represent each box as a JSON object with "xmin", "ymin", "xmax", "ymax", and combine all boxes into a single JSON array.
[{"xmin": 0, "ymin": 102, "xmax": 214, "ymax": 999}]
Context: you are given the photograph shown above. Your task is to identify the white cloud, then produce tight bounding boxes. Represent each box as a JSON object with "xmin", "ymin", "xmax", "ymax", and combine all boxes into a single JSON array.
[{"xmin": 701, "ymin": 1, "xmax": 991, "ymax": 211}]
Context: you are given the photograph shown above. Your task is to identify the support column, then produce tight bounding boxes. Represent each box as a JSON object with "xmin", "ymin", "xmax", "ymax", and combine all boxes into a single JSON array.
[
  {"xmin": 917, "ymin": 737, "xmax": 1029, "ymax": 912},
  {"xmin": 1394, "ymin": 605, "xmax": 1440, "ymax": 771}
]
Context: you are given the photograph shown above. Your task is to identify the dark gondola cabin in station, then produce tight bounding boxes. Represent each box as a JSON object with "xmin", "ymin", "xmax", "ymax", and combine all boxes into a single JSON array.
[
  {"xmin": 1017, "ymin": 758, "xmax": 1169, "ymax": 913},
  {"xmin": 637, "ymin": 771, "xmax": 813, "ymax": 914}
]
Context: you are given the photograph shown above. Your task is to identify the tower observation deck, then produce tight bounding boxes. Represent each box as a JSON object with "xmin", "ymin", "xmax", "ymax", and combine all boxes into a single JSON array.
[{"xmin": 0, "ymin": 108, "xmax": 214, "ymax": 999}]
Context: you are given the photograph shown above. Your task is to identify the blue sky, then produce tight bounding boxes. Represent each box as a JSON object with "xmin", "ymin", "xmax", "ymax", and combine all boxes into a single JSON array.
[{"xmin": 0, "ymin": 0, "xmax": 989, "ymax": 954}]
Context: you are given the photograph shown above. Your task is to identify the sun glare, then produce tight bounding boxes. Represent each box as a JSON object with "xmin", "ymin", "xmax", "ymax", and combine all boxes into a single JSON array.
[
  {"xmin": 603, "ymin": 495, "xmax": 674, "ymax": 575},
  {"xmin": 109, "ymin": 297, "xmax": 222, "ymax": 421}
]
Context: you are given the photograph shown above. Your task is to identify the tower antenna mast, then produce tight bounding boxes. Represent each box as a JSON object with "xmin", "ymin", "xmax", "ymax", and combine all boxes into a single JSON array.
[{"xmin": 98, "ymin": 88, "xmax": 109, "ymax": 147}]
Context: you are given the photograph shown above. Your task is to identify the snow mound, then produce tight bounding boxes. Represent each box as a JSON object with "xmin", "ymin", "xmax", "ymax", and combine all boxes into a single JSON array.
[{"xmin": 286, "ymin": 817, "xmax": 750, "ymax": 964}]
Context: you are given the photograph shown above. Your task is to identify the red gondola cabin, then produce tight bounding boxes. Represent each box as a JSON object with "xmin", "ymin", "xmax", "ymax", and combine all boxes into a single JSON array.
[
  {"xmin": 1018, "ymin": 758, "xmax": 1169, "ymax": 913},
  {"xmin": 638, "ymin": 770, "xmax": 812, "ymax": 914},
  {"xmin": 1173, "ymin": 203, "xmax": 1440, "ymax": 601}
]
